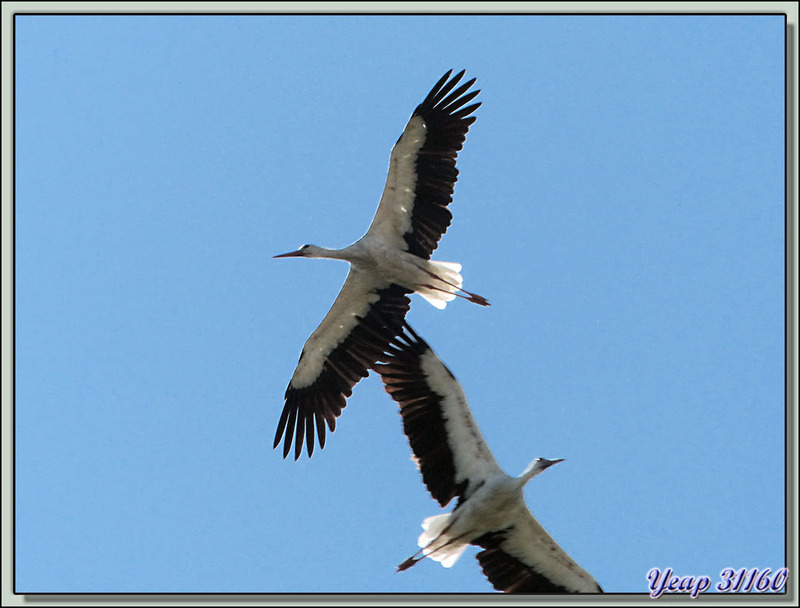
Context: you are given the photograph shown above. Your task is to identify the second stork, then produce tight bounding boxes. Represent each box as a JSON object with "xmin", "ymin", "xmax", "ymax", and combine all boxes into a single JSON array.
[{"xmin": 377, "ymin": 325, "xmax": 602, "ymax": 594}]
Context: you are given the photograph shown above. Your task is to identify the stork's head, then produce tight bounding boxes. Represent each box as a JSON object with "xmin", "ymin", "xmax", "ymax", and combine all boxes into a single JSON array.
[
  {"xmin": 273, "ymin": 244, "xmax": 318, "ymax": 259},
  {"xmin": 520, "ymin": 457, "xmax": 564, "ymax": 484}
]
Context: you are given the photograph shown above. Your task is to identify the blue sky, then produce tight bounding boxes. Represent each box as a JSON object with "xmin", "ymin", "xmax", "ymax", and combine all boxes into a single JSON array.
[{"xmin": 14, "ymin": 12, "xmax": 787, "ymax": 596}]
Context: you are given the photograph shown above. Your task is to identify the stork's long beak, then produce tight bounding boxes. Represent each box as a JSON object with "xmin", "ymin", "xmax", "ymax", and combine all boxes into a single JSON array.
[{"xmin": 273, "ymin": 250, "xmax": 305, "ymax": 258}]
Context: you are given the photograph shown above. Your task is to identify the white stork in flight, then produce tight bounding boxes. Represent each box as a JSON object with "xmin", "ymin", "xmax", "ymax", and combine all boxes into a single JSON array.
[
  {"xmin": 377, "ymin": 325, "xmax": 603, "ymax": 594},
  {"xmin": 273, "ymin": 70, "xmax": 488, "ymax": 460}
]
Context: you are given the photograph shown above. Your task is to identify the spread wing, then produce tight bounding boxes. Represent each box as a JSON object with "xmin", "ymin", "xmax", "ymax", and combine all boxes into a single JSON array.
[
  {"xmin": 274, "ymin": 270, "xmax": 411, "ymax": 459},
  {"xmin": 473, "ymin": 505, "xmax": 603, "ymax": 594},
  {"xmin": 376, "ymin": 324, "xmax": 501, "ymax": 507},
  {"xmin": 365, "ymin": 70, "xmax": 480, "ymax": 259}
]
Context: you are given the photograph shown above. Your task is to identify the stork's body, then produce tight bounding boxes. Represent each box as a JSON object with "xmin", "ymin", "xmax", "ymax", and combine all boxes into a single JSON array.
[
  {"xmin": 279, "ymin": 240, "xmax": 483, "ymax": 312},
  {"xmin": 273, "ymin": 71, "xmax": 488, "ymax": 460},
  {"xmin": 377, "ymin": 325, "xmax": 602, "ymax": 594}
]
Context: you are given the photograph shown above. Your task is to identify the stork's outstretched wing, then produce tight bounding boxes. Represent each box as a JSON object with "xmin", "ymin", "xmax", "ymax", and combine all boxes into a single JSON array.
[
  {"xmin": 366, "ymin": 70, "xmax": 480, "ymax": 259},
  {"xmin": 377, "ymin": 324, "xmax": 501, "ymax": 506},
  {"xmin": 473, "ymin": 505, "xmax": 603, "ymax": 594},
  {"xmin": 274, "ymin": 271, "xmax": 411, "ymax": 459}
]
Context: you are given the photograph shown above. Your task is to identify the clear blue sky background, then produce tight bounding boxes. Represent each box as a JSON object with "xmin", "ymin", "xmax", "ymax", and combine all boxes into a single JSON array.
[{"xmin": 15, "ymin": 13, "xmax": 786, "ymax": 595}]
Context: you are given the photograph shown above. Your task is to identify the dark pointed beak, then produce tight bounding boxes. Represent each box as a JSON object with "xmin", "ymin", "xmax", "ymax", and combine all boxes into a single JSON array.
[
  {"xmin": 541, "ymin": 458, "xmax": 565, "ymax": 469},
  {"xmin": 273, "ymin": 250, "xmax": 305, "ymax": 258}
]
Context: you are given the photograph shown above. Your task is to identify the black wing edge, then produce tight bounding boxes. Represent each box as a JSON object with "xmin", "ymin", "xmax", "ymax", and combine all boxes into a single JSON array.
[
  {"xmin": 273, "ymin": 285, "xmax": 411, "ymax": 460},
  {"xmin": 404, "ymin": 70, "xmax": 481, "ymax": 259},
  {"xmin": 374, "ymin": 323, "xmax": 467, "ymax": 507},
  {"xmin": 473, "ymin": 530, "xmax": 604, "ymax": 594}
]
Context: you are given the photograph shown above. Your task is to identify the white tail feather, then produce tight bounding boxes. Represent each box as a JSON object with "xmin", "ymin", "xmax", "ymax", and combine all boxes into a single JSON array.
[
  {"xmin": 416, "ymin": 260, "xmax": 464, "ymax": 309},
  {"xmin": 430, "ymin": 260, "xmax": 463, "ymax": 289},
  {"xmin": 419, "ymin": 514, "xmax": 451, "ymax": 544},
  {"xmin": 417, "ymin": 288, "xmax": 452, "ymax": 309},
  {"xmin": 431, "ymin": 543, "xmax": 469, "ymax": 568},
  {"xmin": 416, "ymin": 513, "xmax": 469, "ymax": 568},
  {"xmin": 432, "ymin": 260, "xmax": 462, "ymax": 273}
]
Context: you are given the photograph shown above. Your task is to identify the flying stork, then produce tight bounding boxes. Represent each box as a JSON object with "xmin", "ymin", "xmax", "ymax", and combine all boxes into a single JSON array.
[
  {"xmin": 273, "ymin": 70, "xmax": 489, "ymax": 460},
  {"xmin": 376, "ymin": 325, "xmax": 603, "ymax": 594}
]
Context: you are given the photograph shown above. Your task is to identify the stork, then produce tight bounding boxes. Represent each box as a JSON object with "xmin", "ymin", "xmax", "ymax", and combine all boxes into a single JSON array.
[
  {"xmin": 376, "ymin": 325, "xmax": 603, "ymax": 594},
  {"xmin": 273, "ymin": 70, "xmax": 489, "ymax": 460}
]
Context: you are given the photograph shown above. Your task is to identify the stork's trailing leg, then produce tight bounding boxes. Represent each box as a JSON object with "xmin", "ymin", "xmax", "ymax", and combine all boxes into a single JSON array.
[
  {"xmin": 416, "ymin": 261, "xmax": 490, "ymax": 309},
  {"xmin": 397, "ymin": 516, "xmax": 474, "ymax": 571}
]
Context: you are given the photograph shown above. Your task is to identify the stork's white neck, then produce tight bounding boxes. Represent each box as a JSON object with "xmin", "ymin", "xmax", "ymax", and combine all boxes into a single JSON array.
[
  {"xmin": 308, "ymin": 243, "xmax": 377, "ymax": 266},
  {"xmin": 299, "ymin": 245, "xmax": 340, "ymax": 259},
  {"xmin": 519, "ymin": 461, "xmax": 541, "ymax": 486}
]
